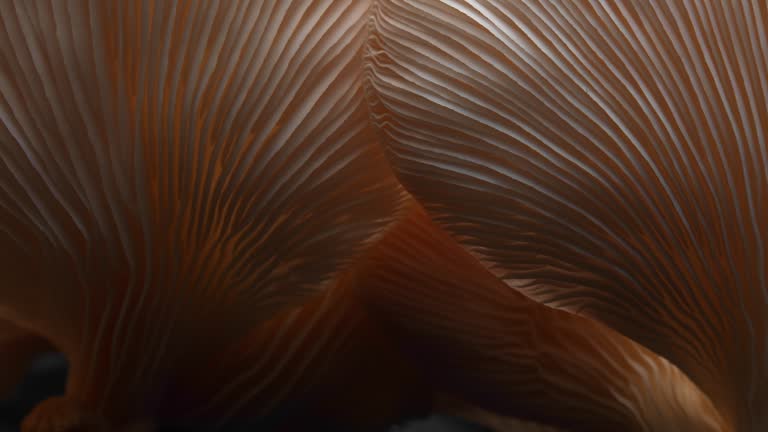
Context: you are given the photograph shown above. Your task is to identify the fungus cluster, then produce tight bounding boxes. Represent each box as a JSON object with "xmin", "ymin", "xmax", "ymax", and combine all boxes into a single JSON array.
[{"xmin": 0, "ymin": 1, "xmax": 764, "ymax": 432}]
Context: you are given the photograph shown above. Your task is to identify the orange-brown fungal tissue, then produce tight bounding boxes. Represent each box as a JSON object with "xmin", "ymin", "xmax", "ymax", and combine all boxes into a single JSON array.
[
  {"xmin": 365, "ymin": 1, "xmax": 768, "ymax": 430},
  {"xmin": 0, "ymin": 1, "xmax": 764, "ymax": 431},
  {"xmin": 0, "ymin": 1, "xmax": 401, "ymax": 430},
  {"xmin": 353, "ymin": 201, "xmax": 727, "ymax": 432}
]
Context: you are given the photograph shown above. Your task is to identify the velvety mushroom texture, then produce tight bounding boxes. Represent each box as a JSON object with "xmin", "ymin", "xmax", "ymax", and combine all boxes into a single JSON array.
[
  {"xmin": 365, "ymin": 1, "xmax": 768, "ymax": 430},
  {"xmin": 355, "ymin": 201, "xmax": 725, "ymax": 432},
  {"xmin": 0, "ymin": 0, "xmax": 402, "ymax": 430}
]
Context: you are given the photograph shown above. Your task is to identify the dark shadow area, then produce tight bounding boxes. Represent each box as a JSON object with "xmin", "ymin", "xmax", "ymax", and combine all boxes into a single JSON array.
[
  {"xmin": 0, "ymin": 354, "xmax": 67, "ymax": 431},
  {"xmin": 0, "ymin": 355, "xmax": 488, "ymax": 432}
]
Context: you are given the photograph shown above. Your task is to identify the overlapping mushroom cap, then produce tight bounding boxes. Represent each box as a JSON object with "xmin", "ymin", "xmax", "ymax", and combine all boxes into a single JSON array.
[
  {"xmin": 2, "ymin": 0, "xmax": 762, "ymax": 430},
  {"xmin": 356, "ymin": 201, "xmax": 725, "ymax": 432},
  {"xmin": 154, "ymin": 198, "xmax": 726, "ymax": 432},
  {"xmin": 365, "ymin": 0, "xmax": 767, "ymax": 429},
  {"xmin": 0, "ymin": 0, "xmax": 402, "ymax": 429}
]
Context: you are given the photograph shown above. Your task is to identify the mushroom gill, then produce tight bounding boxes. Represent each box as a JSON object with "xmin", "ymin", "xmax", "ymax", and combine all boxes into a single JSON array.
[
  {"xmin": 142, "ymin": 198, "xmax": 724, "ymax": 432},
  {"xmin": 365, "ymin": 1, "xmax": 767, "ymax": 429},
  {"xmin": 0, "ymin": 0, "xmax": 401, "ymax": 430},
  {"xmin": 161, "ymin": 254, "xmax": 430, "ymax": 432},
  {"xmin": 353, "ymin": 200, "xmax": 725, "ymax": 432}
]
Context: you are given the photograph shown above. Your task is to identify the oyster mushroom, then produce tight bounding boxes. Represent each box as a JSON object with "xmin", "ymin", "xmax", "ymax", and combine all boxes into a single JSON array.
[
  {"xmin": 355, "ymin": 201, "xmax": 726, "ymax": 432},
  {"xmin": 365, "ymin": 0, "xmax": 767, "ymax": 429},
  {"xmin": 0, "ymin": 0, "xmax": 401, "ymax": 430}
]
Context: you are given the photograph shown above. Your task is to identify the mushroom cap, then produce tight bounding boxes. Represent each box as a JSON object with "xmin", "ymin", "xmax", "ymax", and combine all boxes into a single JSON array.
[
  {"xmin": 355, "ymin": 201, "xmax": 726, "ymax": 432},
  {"xmin": 1, "ymin": 0, "xmax": 402, "ymax": 427},
  {"xmin": 156, "ymin": 199, "xmax": 726, "ymax": 432},
  {"xmin": 365, "ymin": 1, "xmax": 767, "ymax": 428}
]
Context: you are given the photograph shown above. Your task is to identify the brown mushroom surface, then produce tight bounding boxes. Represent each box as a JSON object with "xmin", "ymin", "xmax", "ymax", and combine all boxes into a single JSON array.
[
  {"xmin": 163, "ymin": 257, "xmax": 431, "ymax": 432},
  {"xmin": 366, "ymin": 1, "xmax": 768, "ymax": 429},
  {"xmin": 0, "ymin": 1, "xmax": 401, "ymax": 430},
  {"xmin": 354, "ymin": 201, "xmax": 725, "ymax": 432}
]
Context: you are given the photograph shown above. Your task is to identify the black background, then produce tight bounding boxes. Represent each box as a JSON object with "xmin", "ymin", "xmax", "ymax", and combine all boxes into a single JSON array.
[{"xmin": 0, "ymin": 355, "xmax": 486, "ymax": 432}]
